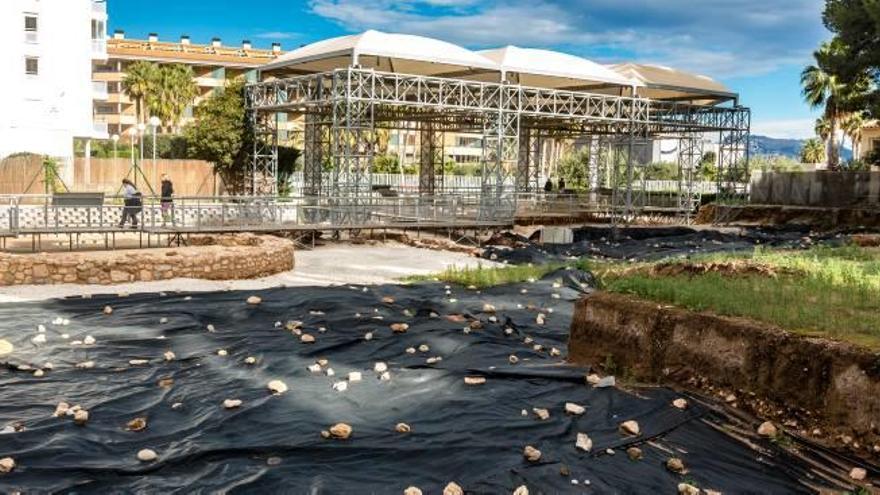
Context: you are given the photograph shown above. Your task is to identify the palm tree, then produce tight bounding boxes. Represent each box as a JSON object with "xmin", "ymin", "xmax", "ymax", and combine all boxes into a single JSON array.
[
  {"xmin": 148, "ymin": 64, "xmax": 198, "ymax": 132},
  {"xmin": 842, "ymin": 112, "xmax": 865, "ymax": 160},
  {"xmin": 800, "ymin": 138, "xmax": 826, "ymax": 164},
  {"xmin": 122, "ymin": 61, "xmax": 159, "ymax": 127}
]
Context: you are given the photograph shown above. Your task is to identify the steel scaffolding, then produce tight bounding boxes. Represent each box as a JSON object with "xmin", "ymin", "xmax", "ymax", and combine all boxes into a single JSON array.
[{"xmin": 246, "ymin": 67, "xmax": 750, "ymax": 224}]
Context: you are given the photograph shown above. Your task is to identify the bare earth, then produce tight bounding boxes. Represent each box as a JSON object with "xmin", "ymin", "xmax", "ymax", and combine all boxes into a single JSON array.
[{"xmin": 0, "ymin": 243, "xmax": 496, "ymax": 303}]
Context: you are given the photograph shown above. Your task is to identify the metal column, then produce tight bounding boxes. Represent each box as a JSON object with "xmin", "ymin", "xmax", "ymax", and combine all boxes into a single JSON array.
[{"xmin": 418, "ymin": 123, "xmax": 444, "ymax": 196}]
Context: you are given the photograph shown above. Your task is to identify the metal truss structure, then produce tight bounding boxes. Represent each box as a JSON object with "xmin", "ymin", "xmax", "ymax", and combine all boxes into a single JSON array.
[{"xmin": 246, "ymin": 67, "xmax": 750, "ymax": 224}]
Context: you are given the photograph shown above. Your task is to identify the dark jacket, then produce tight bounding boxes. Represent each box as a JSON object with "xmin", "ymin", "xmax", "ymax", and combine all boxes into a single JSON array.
[{"xmin": 161, "ymin": 180, "xmax": 174, "ymax": 202}]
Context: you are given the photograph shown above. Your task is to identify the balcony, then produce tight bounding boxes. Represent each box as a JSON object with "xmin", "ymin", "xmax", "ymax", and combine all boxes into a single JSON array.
[
  {"xmin": 92, "ymin": 81, "xmax": 108, "ymax": 100},
  {"xmin": 91, "ymin": 39, "xmax": 107, "ymax": 59},
  {"xmin": 91, "ymin": 1, "xmax": 107, "ymax": 17}
]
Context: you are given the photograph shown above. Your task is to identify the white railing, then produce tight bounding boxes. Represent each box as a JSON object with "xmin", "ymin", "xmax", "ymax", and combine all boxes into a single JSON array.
[
  {"xmin": 91, "ymin": 39, "xmax": 107, "ymax": 57},
  {"xmin": 92, "ymin": 81, "xmax": 108, "ymax": 100}
]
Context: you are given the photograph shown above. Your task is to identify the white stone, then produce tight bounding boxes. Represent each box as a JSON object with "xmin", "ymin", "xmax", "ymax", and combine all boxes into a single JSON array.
[
  {"xmin": 325, "ymin": 368, "xmax": 335, "ymax": 377},
  {"xmin": 513, "ymin": 486, "xmax": 529, "ymax": 495},
  {"xmin": 536, "ymin": 314, "xmax": 546, "ymax": 325},
  {"xmin": 464, "ymin": 376, "xmax": 486, "ymax": 385},
  {"xmin": 160, "ymin": 317, "xmax": 168, "ymax": 324},
  {"xmin": 509, "ymin": 355, "xmax": 519, "ymax": 364},
  {"xmin": 576, "ymin": 432, "xmax": 593, "ymax": 452},
  {"xmin": 374, "ymin": 362, "xmax": 388, "ymax": 373},
  {"xmin": 308, "ymin": 364, "xmax": 322, "ymax": 373},
  {"xmin": 443, "ymin": 481, "xmax": 463, "ymax": 495},
  {"xmin": 565, "ymin": 403, "xmax": 586, "ymax": 415},
  {"xmin": 223, "ymin": 399, "xmax": 242, "ymax": 409},
  {"xmin": 246, "ymin": 296, "xmax": 262, "ymax": 305},
  {"xmin": 672, "ymin": 398, "xmax": 688, "ymax": 410},
  {"xmin": 244, "ymin": 356, "xmax": 257, "ymax": 365},
  {"xmin": 348, "ymin": 372, "xmax": 362, "ymax": 382},
  {"xmin": 364, "ymin": 332, "xmax": 373, "ymax": 341},
  {"xmin": 53, "ymin": 402, "xmax": 70, "ymax": 417},
  {"xmin": 678, "ymin": 483, "xmax": 699, "ymax": 495},
  {"xmin": 163, "ymin": 351, "xmax": 175, "ymax": 361},
  {"xmin": 426, "ymin": 357, "xmax": 442, "ymax": 364},
  {"xmin": 207, "ymin": 324, "xmax": 215, "ymax": 332},
  {"xmin": 418, "ymin": 344, "xmax": 429, "ymax": 353},
  {"xmin": 757, "ymin": 421, "xmax": 778, "ymax": 437},
  {"xmin": 0, "ymin": 339, "xmax": 13, "ymax": 357},
  {"xmin": 533, "ymin": 408, "xmax": 550, "ymax": 421},
  {"xmin": 0, "ymin": 457, "xmax": 15, "ymax": 473},
  {"xmin": 37, "ymin": 324, "xmax": 46, "ymax": 332},
  {"xmin": 73, "ymin": 409, "xmax": 89, "ymax": 425},
  {"xmin": 620, "ymin": 420, "xmax": 640, "ymax": 436},
  {"xmin": 217, "ymin": 349, "xmax": 228, "ymax": 356},
  {"xmin": 137, "ymin": 449, "xmax": 158, "ymax": 462},
  {"xmin": 849, "ymin": 467, "xmax": 867, "ymax": 481},
  {"xmin": 103, "ymin": 306, "xmax": 113, "ymax": 315},
  {"xmin": 404, "ymin": 487, "xmax": 422, "ymax": 495},
  {"xmin": 76, "ymin": 361, "xmax": 95, "ymax": 369},
  {"xmin": 31, "ymin": 334, "xmax": 47, "ymax": 345},
  {"xmin": 332, "ymin": 381, "xmax": 348, "ymax": 392},
  {"xmin": 379, "ymin": 371, "xmax": 391, "ymax": 381},
  {"xmin": 267, "ymin": 380, "xmax": 288, "ymax": 394},
  {"xmin": 406, "ymin": 347, "xmax": 416, "ymax": 354},
  {"xmin": 33, "ymin": 369, "xmax": 44, "ymax": 377},
  {"xmin": 301, "ymin": 334, "xmax": 316, "ymax": 343},
  {"xmin": 130, "ymin": 359, "xmax": 149, "ymax": 365},
  {"xmin": 523, "ymin": 445, "xmax": 542, "ymax": 462}
]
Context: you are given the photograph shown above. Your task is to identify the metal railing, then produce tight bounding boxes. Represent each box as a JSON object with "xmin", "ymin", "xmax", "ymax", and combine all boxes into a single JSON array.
[{"xmin": 0, "ymin": 194, "xmax": 511, "ymax": 236}]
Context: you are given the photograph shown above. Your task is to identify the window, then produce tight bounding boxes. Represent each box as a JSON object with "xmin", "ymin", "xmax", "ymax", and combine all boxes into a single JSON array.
[
  {"xmin": 25, "ymin": 57, "xmax": 39, "ymax": 76},
  {"xmin": 24, "ymin": 14, "xmax": 38, "ymax": 43},
  {"xmin": 25, "ymin": 14, "xmax": 37, "ymax": 31}
]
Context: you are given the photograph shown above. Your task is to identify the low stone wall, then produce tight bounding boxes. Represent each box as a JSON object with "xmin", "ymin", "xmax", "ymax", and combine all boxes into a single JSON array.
[
  {"xmin": 0, "ymin": 234, "xmax": 293, "ymax": 285},
  {"xmin": 569, "ymin": 292, "xmax": 880, "ymax": 449},
  {"xmin": 696, "ymin": 203, "xmax": 880, "ymax": 228}
]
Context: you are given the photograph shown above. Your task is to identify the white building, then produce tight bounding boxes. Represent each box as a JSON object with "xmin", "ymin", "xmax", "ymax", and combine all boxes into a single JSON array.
[{"xmin": 0, "ymin": 0, "xmax": 108, "ymax": 180}]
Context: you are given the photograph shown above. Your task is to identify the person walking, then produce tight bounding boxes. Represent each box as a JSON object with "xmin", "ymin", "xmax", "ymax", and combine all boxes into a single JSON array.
[
  {"xmin": 160, "ymin": 174, "xmax": 174, "ymax": 226},
  {"xmin": 119, "ymin": 178, "xmax": 141, "ymax": 229}
]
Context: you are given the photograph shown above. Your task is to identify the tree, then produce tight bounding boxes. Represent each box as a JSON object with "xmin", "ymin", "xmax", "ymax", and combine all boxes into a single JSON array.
[
  {"xmin": 802, "ymin": 43, "xmax": 850, "ymax": 169},
  {"xmin": 800, "ymin": 138, "xmax": 826, "ymax": 164},
  {"xmin": 122, "ymin": 61, "xmax": 160, "ymax": 126},
  {"xmin": 842, "ymin": 111, "xmax": 865, "ymax": 159},
  {"xmin": 184, "ymin": 80, "xmax": 249, "ymax": 193},
  {"xmin": 557, "ymin": 148, "xmax": 590, "ymax": 189},
  {"xmin": 149, "ymin": 64, "xmax": 197, "ymax": 132}
]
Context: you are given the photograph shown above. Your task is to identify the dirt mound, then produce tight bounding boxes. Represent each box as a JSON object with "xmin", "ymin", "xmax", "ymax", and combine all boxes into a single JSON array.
[{"xmin": 650, "ymin": 260, "xmax": 785, "ymax": 278}]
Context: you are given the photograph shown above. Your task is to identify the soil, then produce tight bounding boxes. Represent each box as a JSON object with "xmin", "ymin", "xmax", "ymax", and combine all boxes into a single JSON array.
[{"xmin": 569, "ymin": 291, "xmax": 880, "ymax": 461}]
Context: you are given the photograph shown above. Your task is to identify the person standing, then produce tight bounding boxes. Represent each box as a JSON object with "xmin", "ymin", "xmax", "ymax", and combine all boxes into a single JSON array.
[
  {"xmin": 119, "ymin": 178, "xmax": 141, "ymax": 229},
  {"xmin": 160, "ymin": 174, "xmax": 174, "ymax": 226},
  {"xmin": 543, "ymin": 177, "xmax": 553, "ymax": 193},
  {"xmin": 558, "ymin": 177, "xmax": 566, "ymax": 192}
]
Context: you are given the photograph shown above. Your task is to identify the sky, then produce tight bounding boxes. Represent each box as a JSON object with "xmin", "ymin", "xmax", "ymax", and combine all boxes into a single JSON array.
[{"xmin": 107, "ymin": 0, "xmax": 831, "ymax": 140}]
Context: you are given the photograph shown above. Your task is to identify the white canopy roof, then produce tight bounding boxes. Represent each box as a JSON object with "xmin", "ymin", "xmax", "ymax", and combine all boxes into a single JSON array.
[
  {"xmin": 260, "ymin": 30, "xmax": 498, "ymax": 77},
  {"xmin": 478, "ymin": 46, "xmax": 639, "ymax": 90},
  {"xmin": 609, "ymin": 63, "xmax": 736, "ymax": 102}
]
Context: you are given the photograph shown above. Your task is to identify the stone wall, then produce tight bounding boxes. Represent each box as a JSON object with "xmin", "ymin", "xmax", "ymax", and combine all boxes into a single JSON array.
[
  {"xmin": 750, "ymin": 171, "xmax": 880, "ymax": 207},
  {"xmin": 0, "ymin": 234, "xmax": 293, "ymax": 286},
  {"xmin": 696, "ymin": 203, "xmax": 880, "ymax": 228},
  {"xmin": 569, "ymin": 292, "xmax": 880, "ymax": 449}
]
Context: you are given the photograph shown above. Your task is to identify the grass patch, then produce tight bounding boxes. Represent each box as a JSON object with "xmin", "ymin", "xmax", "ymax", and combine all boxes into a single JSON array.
[
  {"xmin": 596, "ymin": 245, "xmax": 880, "ymax": 350},
  {"xmin": 407, "ymin": 262, "xmax": 569, "ymax": 289}
]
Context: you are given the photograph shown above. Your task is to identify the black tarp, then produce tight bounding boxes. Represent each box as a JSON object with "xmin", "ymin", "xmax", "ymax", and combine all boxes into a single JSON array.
[
  {"xmin": 0, "ymin": 272, "xmax": 841, "ymax": 493},
  {"xmin": 483, "ymin": 226, "xmax": 845, "ymax": 265}
]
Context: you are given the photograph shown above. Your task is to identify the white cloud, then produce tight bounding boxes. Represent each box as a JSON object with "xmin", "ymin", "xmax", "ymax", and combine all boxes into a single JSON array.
[
  {"xmin": 254, "ymin": 31, "xmax": 299, "ymax": 40},
  {"xmin": 751, "ymin": 118, "xmax": 816, "ymax": 140},
  {"xmin": 308, "ymin": 0, "xmax": 828, "ymax": 78}
]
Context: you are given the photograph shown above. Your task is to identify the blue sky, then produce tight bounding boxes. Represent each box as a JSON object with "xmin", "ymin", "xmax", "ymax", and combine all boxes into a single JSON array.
[{"xmin": 108, "ymin": 0, "xmax": 830, "ymax": 139}]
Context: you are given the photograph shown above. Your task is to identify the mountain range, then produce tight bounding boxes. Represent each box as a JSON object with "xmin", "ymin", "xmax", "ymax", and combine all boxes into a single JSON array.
[{"xmin": 750, "ymin": 135, "xmax": 852, "ymax": 161}]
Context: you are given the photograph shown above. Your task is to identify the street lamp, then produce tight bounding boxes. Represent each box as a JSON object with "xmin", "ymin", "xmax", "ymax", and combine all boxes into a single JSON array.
[
  {"xmin": 111, "ymin": 133, "xmax": 119, "ymax": 160},
  {"xmin": 127, "ymin": 127, "xmax": 137, "ymax": 167},
  {"xmin": 148, "ymin": 116, "xmax": 161, "ymax": 191}
]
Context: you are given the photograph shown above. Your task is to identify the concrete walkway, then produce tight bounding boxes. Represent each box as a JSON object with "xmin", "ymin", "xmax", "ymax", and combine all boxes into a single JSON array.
[{"xmin": 0, "ymin": 243, "xmax": 497, "ymax": 303}]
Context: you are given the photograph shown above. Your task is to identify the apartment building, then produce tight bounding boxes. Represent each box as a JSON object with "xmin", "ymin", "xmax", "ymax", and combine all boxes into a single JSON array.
[
  {"xmin": 92, "ymin": 32, "xmax": 296, "ymax": 141},
  {"xmin": 0, "ymin": 0, "xmax": 108, "ymax": 175}
]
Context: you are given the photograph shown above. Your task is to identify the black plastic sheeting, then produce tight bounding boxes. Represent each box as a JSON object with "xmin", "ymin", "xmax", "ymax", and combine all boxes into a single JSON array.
[
  {"xmin": 0, "ymin": 272, "xmax": 837, "ymax": 493},
  {"xmin": 482, "ymin": 226, "xmax": 847, "ymax": 265}
]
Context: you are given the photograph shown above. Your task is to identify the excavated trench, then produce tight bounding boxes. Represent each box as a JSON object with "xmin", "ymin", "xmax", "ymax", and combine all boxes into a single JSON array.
[{"xmin": 0, "ymin": 267, "xmax": 865, "ymax": 493}]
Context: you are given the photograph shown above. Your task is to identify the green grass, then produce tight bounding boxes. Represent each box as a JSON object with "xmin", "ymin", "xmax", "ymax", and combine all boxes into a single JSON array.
[
  {"xmin": 407, "ymin": 262, "xmax": 570, "ymax": 289},
  {"xmin": 596, "ymin": 245, "xmax": 880, "ymax": 350}
]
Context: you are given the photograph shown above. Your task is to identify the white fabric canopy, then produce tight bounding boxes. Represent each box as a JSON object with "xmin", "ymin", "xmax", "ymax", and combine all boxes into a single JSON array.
[
  {"xmin": 609, "ymin": 63, "xmax": 735, "ymax": 101},
  {"xmin": 261, "ymin": 30, "xmax": 498, "ymax": 76},
  {"xmin": 478, "ymin": 45, "xmax": 639, "ymax": 89}
]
